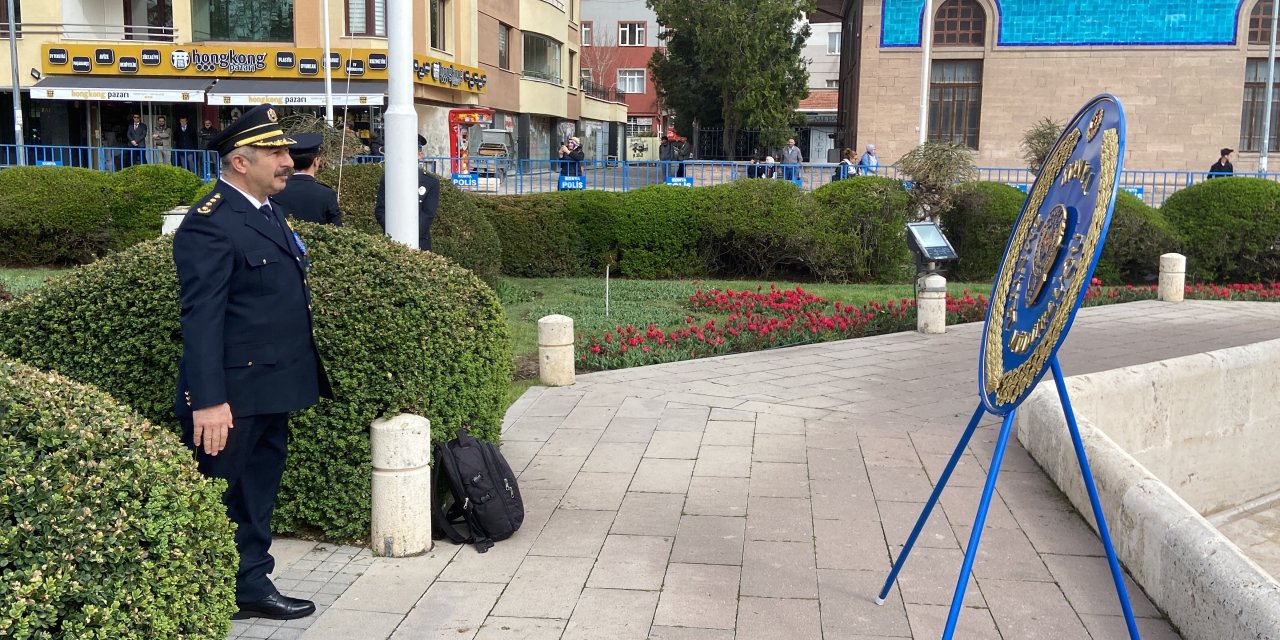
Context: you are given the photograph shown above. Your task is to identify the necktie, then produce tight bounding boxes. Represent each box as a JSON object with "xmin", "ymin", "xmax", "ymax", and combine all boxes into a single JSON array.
[{"xmin": 259, "ymin": 204, "xmax": 280, "ymax": 229}]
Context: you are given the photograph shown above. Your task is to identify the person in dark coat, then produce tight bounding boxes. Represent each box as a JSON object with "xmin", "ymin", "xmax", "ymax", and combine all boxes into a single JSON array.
[
  {"xmin": 558, "ymin": 136, "xmax": 585, "ymax": 176},
  {"xmin": 172, "ymin": 103, "xmax": 331, "ymax": 622},
  {"xmin": 172, "ymin": 116, "xmax": 200, "ymax": 172},
  {"xmin": 375, "ymin": 134, "xmax": 440, "ymax": 250},
  {"xmin": 1208, "ymin": 147, "xmax": 1234, "ymax": 178},
  {"xmin": 274, "ymin": 133, "xmax": 342, "ymax": 226},
  {"xmin": 124, "ymin": 113, "xmax": 148, "ymax": 167}
]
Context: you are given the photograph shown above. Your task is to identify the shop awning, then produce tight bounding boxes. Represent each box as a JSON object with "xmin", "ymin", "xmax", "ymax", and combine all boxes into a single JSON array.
[
  {"xmin": 31, "ymin": 76, "xmax": 212, "ymax": 102},
  {"xmin": 206, "ymin": 79, "xmax": 386, "ymax": 107}
]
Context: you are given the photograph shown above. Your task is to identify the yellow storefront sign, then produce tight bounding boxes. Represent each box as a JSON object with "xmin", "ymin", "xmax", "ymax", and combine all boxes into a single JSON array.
[{"xmin": 42, "ymin": 44, "xmax": 487, "ymax": 94}]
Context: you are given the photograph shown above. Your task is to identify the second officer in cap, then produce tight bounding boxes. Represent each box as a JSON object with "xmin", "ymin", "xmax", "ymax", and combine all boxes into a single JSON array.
[
  {"xmin": 172, "ymin": 104, "xmax": 332, "ymax": 622},
  {"xmin": 274, "ymin": 133, "xmax": 343, "ymax": 226},
  {"xmin": 374, "ymin": 134, "xmax": 440, "ymax": 251}
]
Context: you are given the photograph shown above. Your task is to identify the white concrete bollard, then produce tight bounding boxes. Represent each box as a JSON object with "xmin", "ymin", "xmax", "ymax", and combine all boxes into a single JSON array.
[
  {"xmin": 370, "ymin": 413, "xmax": 433, "ymax": 557},
  {"xmin": 917, "ymin": 274, "xmax": 948, "ymax": 334},
  {"xmin": 538, "ymin": 314, "xmax": 575, "ymax": 386},
  {"xmin": 1159, "ymin": 253, "xmax": 1186, "ymax": 302}
]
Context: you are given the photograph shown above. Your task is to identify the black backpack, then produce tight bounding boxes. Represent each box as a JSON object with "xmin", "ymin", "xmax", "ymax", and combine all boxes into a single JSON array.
[{"xmin": 431, "ymin": 429, "xmax": 525, "ymax": 553}]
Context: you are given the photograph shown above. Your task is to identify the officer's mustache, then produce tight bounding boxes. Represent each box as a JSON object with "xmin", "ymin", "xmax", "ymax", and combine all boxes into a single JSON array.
[{"xmin": 275, "ymin": 170, "xmax": 291, "ymax": 177}]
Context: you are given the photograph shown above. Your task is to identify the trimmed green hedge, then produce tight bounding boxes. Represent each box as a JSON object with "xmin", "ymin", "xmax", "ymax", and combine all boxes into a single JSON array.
[
  {"xmin": 316, "ymin": 164, "xmax": 501, "ymax": 285},
  {"xmin": 805, "ymin": 177, "xmax": 914, "ymax": 282},
  {"xmin": 941, "ymin": 181, "xmax": 1025, "ymax": 282},
  {"xmin": 702, "ymin": 180, "xmax": 809, "ymax": 277},
  {"xmin": 1095, "ymin": 191, "xmax": 1182, "ymax": 284},
  {"xmin": 480, "ymin": 193, "xmax": 580, "ymax": 277},
  {"xmin": 0, "ymin": 223, "xmax": 512, "ymax": 540},
  {"xmin": 1162, "ymin": 177, "xmax": 1280, "ymax": 282},
  {"xmin": 0, "ymin": 166, "xmax": 204, "ymax": 266},
  {"xmin": 1, "ymin": 358, "xmax": 238, "ymax": 639},
  {"xmin": 0, "ymin": 167, "xmax": 117, "ymax": 265},
  {"xmin": 616, "ymin": 185, "xmax": 712, "ymax": 279}
]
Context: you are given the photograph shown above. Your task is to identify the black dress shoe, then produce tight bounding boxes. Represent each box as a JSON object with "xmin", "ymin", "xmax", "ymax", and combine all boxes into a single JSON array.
[{"xmin": 232, "ymin": 592, "xmax": 316, "ymax": 620}]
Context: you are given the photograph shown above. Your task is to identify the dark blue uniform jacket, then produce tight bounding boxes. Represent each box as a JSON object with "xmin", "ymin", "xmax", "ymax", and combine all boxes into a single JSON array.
[{"xmin": 172, "ymin": 180, "xmax": 332, "ymax": 418}]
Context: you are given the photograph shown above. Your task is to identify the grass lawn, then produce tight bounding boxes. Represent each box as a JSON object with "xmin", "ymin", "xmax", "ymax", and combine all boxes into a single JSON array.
[
  {"xmin": 0, "ymin": 266, "xmax": 73, "ymax": 294},
  {"xmin": 496, "ymin": 276, "xmax": 991, "ymax": 367}
]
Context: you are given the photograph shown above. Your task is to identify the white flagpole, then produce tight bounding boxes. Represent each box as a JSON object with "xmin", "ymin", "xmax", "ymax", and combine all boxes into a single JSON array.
[{"xmin": 385, "ymin": 0, "xmax": 419, "ymax": 248}]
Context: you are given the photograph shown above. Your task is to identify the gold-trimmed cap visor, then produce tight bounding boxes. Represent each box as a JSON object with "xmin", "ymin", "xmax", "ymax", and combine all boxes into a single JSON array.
[{"xmin": 208, "ymin": 103, "xmax": 297, "ymax": 157}]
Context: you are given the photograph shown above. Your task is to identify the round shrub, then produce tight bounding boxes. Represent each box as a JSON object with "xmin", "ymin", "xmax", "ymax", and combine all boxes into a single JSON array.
[
  {"xmin": 701, "ymin": 179, "xmax": 809, "ymax": 277},
  {"xmin": 1094, "ymin": 190, "xmax": 1182, "ymax": 284},
  {"xmin": 317, "ymin": 163, "xmax": 502, "ymax": 285},
  {"xmin": 480, "ymin": 193, "xmax": 579, "ymax": 277},
  {"xmin": 0, "ymin": 167, "xmax": 116, "ymax": 265},
  {"xmin": 432, "ymin": 181, "xmax": 503, "ymax": 286},
  {"xmin": 804, "ymin": 176, "xmax": 914, "ymax": 282},
  {"xmin": 1162, "ymin": 177, "xmax": 1280, "ymax": 282},
  {"xmin": 616, "ymin": 184, "xmax": 711, "ymax": 279},
  {"xmin": 317, "ymin": 162, "xmax": 384, "ymax": 234},
  {"xmin": 0, "ymin": 358, "xmax": 237, "ymax": 639},
  {"xmin": 941, "ymin": 181, "xmax": 1025, "ymax": 281},
  {"xmin": 561, "ymin": 190, "xmax": 623, "ymax": 270},
  {"xmin": 109, "ymin": 164, "xmax": 205, "ymax": 248},
  {"xmin": 0, "ymin": 223, "xmax": 513, "ymax": 540}
]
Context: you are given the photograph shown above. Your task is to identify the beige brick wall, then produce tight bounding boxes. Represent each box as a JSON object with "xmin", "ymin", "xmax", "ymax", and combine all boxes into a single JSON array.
[{"xmin": 854, "ymin": 2, "xmax": 1259, "ymax": 173}]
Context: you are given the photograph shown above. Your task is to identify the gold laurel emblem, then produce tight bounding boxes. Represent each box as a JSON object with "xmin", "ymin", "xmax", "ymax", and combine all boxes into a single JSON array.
[
  {"xmin": 1087, "ymin": 108, "xmax": 1105, "ymax": 141},
  {"xmin": 982, "ymin": 123, "xmax": 1120, "ymax": 409},
  {"xmin": 267, "ymin": 108, "xmax": 278, "ymax": 123},
  {"xmin": 1024, "ymin": 204, "xmax": 1068, "ymax": 306}
]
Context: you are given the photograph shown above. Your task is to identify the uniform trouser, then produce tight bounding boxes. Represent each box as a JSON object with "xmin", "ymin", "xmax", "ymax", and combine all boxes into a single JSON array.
[{"xmin": 181, "ymin": 412, "xmax": 289, "ymax": 602}]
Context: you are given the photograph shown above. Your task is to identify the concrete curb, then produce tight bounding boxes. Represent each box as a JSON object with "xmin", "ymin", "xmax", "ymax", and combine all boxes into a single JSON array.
[{"xmin": 1016, "ymin": 339, "xmax": 1280, "ymax": 640}]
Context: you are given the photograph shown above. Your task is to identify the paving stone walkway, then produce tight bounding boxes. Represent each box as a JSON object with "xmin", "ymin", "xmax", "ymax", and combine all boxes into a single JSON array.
[{"xmin": 226, "ymin": 300, "xmax": 1280, "ymax": 640}]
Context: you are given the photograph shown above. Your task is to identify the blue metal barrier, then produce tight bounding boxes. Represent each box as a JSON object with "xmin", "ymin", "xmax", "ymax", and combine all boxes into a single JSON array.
[{"xmin": 3, "ymin": 144, "xmax": 1274, "ymax": 205}]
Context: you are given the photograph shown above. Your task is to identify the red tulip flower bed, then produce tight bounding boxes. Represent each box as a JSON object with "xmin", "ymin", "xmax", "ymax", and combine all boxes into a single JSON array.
[
  {"xmin": 575, "ymin": 280, "xmax": 1280, "ymax": 372},
  {"xmin": 578, "ymin": 284, "xmax": 988, "ymax": 371}
]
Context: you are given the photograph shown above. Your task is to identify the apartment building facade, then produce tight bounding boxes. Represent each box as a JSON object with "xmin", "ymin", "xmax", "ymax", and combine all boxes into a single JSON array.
[
  {"xmin": 813, "ymin": 0, "xmax": 1279, "ymax": 172},
  {"xmin": 579, "ymin": 0, "xmax": 664, "ymax": 157},
  {"xmin": 0, "ymin": 0, "xmax": 625, "ymax": 164}
]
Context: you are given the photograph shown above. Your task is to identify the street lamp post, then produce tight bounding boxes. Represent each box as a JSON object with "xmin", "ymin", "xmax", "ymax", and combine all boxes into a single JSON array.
[
  {"xmin": 1261, "ymin": 0, "xmax": 1279, "ymax": 174},
  {"xmin": 7, "ymin": 0, "xmax": 25, "ymax": 165},
  {"xmin": 918, "ymin": 0, "xmax": 935, "ymax": 146},
  {"xmin": 384, "ymin": 0, "xmax": 419, "ymax": 248}
]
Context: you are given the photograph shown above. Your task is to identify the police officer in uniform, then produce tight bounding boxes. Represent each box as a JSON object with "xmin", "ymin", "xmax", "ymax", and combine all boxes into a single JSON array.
[
  {"xmin": 274, "ymin": 133, "xmax": 343, "ymax": 226},
  {"xmin": 172, "ymin": 104, "xmax": 331, "ymax": 621},
  {"xmin": 374, "ymin": 134, "xmax": 440, "ymax": 250}
]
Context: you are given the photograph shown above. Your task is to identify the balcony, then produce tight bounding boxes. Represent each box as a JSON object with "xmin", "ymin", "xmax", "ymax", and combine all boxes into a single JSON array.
[
  {"xmin": 582, "ymin": 79, "xmax": 625, "ymax": 103},
  {"xmin": 21, "ymin": 22, "xmax": 179, "ymax": 42}
]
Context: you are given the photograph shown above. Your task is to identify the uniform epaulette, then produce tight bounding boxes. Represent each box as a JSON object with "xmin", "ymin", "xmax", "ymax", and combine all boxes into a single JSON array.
[{"xmin": 194, "ymin": 191, "xmax": 224, "ymax": 216}]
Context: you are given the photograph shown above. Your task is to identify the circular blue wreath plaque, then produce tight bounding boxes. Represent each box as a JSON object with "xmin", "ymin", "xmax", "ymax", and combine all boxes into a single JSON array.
[{"xmin": 979, "ymin": 94, "xmax": 1127, "ymax": 415}]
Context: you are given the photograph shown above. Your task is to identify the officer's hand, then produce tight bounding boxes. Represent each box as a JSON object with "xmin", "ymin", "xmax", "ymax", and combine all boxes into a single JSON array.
[{"xmin": 193, "ymin": 403, "xmax": 234, "ymax": 456}]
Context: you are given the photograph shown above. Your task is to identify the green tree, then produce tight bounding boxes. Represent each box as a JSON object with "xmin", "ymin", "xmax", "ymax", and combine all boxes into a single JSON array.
[
  {"xmin": 1021, "ymin": 117, "xmax": 1064, "ymax": 173},
  {"xmin": 896, "ymin": 141, "xmax": 977, "ymax": 221},
  {"xmin": 648, "ymin": 0, "xmax": 813, "ymax": 156}
]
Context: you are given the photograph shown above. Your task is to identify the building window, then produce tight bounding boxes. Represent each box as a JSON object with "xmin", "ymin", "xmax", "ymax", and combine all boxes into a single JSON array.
[
  {"xmin": 827, "ymin": 31, "xmax": 840, "ymax": 54},
  {"xmin": 617, "ymin": 68, "xmax": 645, "ymax": 94},
  {"xmin": 1241, "ymin": 58, "xmax": 1280, "ymax": 152},
  {"xmin": 193, "ymin": 0, "xmax": 293, "ymax": 41},
  {"xmin": 933, "ymin": 0, "xmax": 986, "ymax": 47},
  {"xmin": 825, "ymin": 79, "xmax": 839, "ymax": 88},
  {"xmin": 582, "ymin": 21, "xmax": 592, "ymax": 45},
  {"xmin": 430, "ymin": 0, "xmax": 447, "ymax": 50},
  {"xmin": 581, "ymin": 68, "xmax": 593, "ymax": 85},
  {"xmin": 1251, "ymin": 0, "xmax": 1276, "ymax": 46},
  {"xmin": 346, "ymin": 0, "xmax": 385, "ymax": 37},
  {"xmin": 523, "ymin": 32, "xmax": 562, "ymax": 83},
  {"xmin": 929, "ymin": 60, "xmax": 983, "ymax": 148},
  {"xmin": 626, "ymin": 117, "xmax": 652, "ymax": 137},
  {"xmin": 1, "ymin": 0, "xmax": 20, "ymax": 38},
  {"xmin": 124, "ymin": 0, "xmax": 173, "ymax": 40},
  {"xmin": 498, "ymin": 23, "xmax": 511, "ymax": 70},
  {"xmin": 569, "ymin": 50, "xmax": 577, "ymax": 87},
  {"xmin": 619, "ymin": 22, "xmax": 646, "ymax": 46}
]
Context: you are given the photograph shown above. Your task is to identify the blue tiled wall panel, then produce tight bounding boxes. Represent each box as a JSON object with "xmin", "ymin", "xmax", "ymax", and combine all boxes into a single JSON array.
[{"xmin": 881, "ymin": 0, "xmax": 1247, "ymax": 47}]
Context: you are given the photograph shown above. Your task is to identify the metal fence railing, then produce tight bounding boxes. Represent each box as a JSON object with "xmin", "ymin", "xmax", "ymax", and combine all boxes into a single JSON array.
[{"xmin": 0, "ymin": 143, "xmax": 1260, "ymax": 207}]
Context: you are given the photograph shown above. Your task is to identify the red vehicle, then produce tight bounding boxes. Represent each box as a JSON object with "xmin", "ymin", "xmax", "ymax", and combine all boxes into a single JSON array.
[{"xmin": 448, "ymin": 108, "xmax": 494, "ymax": 174}]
